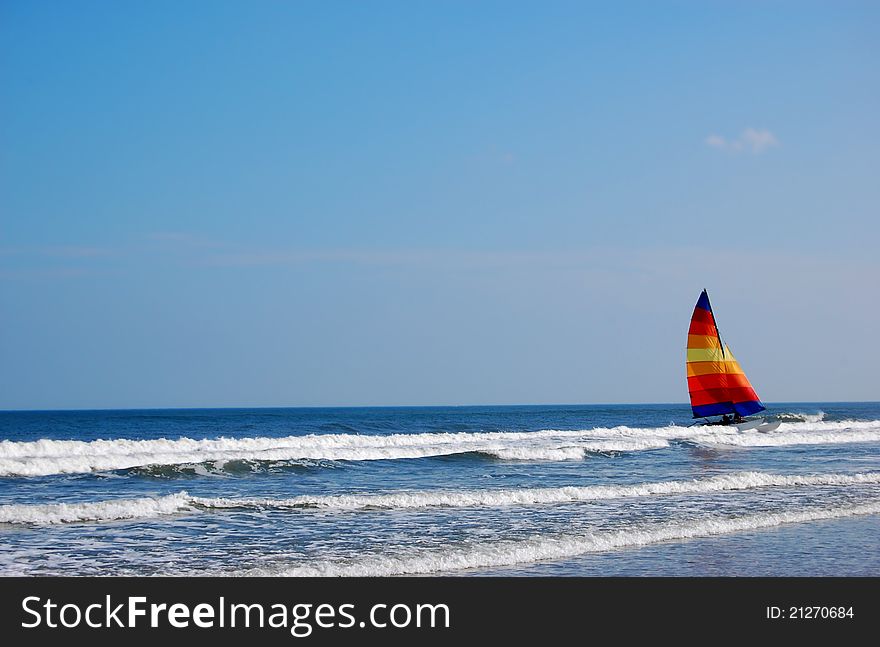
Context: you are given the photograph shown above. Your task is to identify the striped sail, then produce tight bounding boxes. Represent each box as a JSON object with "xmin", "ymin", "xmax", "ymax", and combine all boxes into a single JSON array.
[{"xmin": 686, "ymin": 290, "xmax": 766, "ymax": 418}]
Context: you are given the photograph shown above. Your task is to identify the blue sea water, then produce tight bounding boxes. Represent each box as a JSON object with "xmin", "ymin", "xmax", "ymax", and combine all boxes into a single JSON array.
[{"xmin": 1, "ymin": 402, "xmax": 879, "ymax": 576}]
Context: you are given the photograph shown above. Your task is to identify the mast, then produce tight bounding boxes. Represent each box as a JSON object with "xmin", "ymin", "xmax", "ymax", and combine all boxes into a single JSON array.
[{"xmin": 703, "ymin": 289, "xmax": 725, "ymax": 359}]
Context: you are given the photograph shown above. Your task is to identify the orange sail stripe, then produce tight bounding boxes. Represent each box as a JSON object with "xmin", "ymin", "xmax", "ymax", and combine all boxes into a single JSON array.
[
  {"xmin": 687, "ymin": 334, "xmax": 721, "ymax": 349},
  {"xmin": 687, "ymin": 361, "xmax": 744, "ymax": 377}
]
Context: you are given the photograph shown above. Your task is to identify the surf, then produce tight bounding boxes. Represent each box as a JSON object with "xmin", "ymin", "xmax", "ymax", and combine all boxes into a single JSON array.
[
  {"xmin": 2, "ymin": 420, "xmax": 879, "ymax": 477},
  {"xmin": 234, "ymin": 500, "xmax": 880, "ymax": 577},
  {"xmin": 3, "ymin": 470, "xmax": 878, "ymax": 525}
]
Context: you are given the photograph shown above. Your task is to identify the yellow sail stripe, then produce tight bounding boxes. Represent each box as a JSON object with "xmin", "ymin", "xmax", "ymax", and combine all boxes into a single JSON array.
[{"xmin": 686, "ymin": 348, "xmax": 725, "ymax": 362}]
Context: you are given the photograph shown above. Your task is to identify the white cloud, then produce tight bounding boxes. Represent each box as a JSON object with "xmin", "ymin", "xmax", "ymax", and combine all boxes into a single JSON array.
[
  {"xmin": 705, "ymin": 134, "xmax": 728, "ymax": 150},
  {"xmin": 705, "ymin": 128, "xmax": 779, "ymax": 154},
  {"xmin": 740, "ymin": 128, "xmax": 779, "ymax": 153}
]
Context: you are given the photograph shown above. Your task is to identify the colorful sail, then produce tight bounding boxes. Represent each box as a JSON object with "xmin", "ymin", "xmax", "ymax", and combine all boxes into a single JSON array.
[{"xmin": 686, "ymin": 290, "xmax": 766, "ymax": 418}]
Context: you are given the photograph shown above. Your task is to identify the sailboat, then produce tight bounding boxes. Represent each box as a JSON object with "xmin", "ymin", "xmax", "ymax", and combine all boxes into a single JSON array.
[{"xmin": 686, "ymin": 289, "xmax": 780, "ymax": 432}]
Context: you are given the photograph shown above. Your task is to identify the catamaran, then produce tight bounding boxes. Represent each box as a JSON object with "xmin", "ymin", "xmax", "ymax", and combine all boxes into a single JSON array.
[{"xmin": 686, "ymin": 289, "xmax": 780, "ymax": 432}]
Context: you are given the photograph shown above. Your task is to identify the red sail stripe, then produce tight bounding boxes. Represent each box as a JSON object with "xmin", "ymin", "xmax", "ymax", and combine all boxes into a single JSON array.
[
  {"xmin": 688, "ymin": 373, "xmax": 753, "ymax": 391},
  {"xmin": 688, "ymin": 321, "xmax": 717, "ymax": 336},
  {"xmin": 690, "ymin": 308, "xmax": 715, "ymax": 325}
]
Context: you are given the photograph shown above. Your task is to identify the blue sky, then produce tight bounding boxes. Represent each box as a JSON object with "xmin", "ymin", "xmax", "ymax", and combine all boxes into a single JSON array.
[{"xmin": 1, "ymin": 1, "xmax": 878, "ymax": 409}]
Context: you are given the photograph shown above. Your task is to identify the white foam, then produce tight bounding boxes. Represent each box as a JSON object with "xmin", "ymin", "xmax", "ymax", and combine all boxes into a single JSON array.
[
  {"xmin": 0, "ymin": 429, "xmax": 664, "ymax": 477},
  {"xmin": 193, "ymin": 471, "xmax": 880, "ymax": 512},
  {"xmin": 4, "ymin": 471, "xmax": 878, "ymax": 524},
  {"xmin": 479, "ymin": 437, "xmax": 670, "ymax": 461},
  {"xmin": 695, "ymin": 429, "xmax": 880, "ymax": 448},
  {"xmin": 1, "ymin": 418, "xmax": 877, "ymax": 477},
  {"xmin": 0, "ymin": 492, "xmax": 194, "ymax": 525},
  {"xmin": 239, "ymin": 500, "xmax": 880, "ymax": 576}
]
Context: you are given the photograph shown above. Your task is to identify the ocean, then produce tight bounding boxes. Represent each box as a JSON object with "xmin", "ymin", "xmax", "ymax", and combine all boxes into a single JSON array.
[{"xmin": 1, "ymin": 402, "xmax": 879, "ymax": 577}]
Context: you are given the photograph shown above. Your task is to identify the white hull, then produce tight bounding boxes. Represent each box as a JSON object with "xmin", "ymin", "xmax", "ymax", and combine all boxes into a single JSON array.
[
  {"xmin": 755, "ymin": 419, "xmax": 781, "ymax": 433},
  {"xmin": 734, "ymin": 418, "xmax": 781, "ymax": 433},
  {"xmin": 701, "ymin": 417, "xmax": 780, "ymax": 432},
  {"xmin": 733, "ymin": 418, "xmax": 764, "ymax": 431}
]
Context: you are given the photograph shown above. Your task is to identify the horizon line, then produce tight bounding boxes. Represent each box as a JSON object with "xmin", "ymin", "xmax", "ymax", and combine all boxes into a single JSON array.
[{"xmin": 1, "ymin": 400, "xmax": 877, "ymax": 414}]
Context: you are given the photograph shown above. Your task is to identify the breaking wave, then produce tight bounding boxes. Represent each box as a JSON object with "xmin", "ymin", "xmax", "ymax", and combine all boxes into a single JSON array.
[
  {"xmin": 693, "ymin": 428, "xmax": 880, "ymax": 448},
  {"xmin": 0, "ymin": 492, "xmax": 195, "ymax": 525},
  {"xmin": 0, "ymin": 429, "xmax": 668, "ymax": 477},
  {"xmin": 1, "ymin": 418, "xmax": 877, "ymax": 477},
  {"xmin": 3, "ymin": 470, "xmax": 878, "ymax": 525},
  {"xmin": 776, "ymin": 411, "xmax": 826, "ymax": 424},
  {"xmin": 236, "ymin": 500, "xmax": 880, "ymax": 576}
]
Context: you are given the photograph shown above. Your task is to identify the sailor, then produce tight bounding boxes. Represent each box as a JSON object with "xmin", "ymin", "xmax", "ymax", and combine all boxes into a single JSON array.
[
  {"xmin": 721, "ymin": 414, "xmax": 731, "ymax": 425},
  {"xmin": 733, "ymin": 413, "xmax": 743, "ymax": 423}
]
